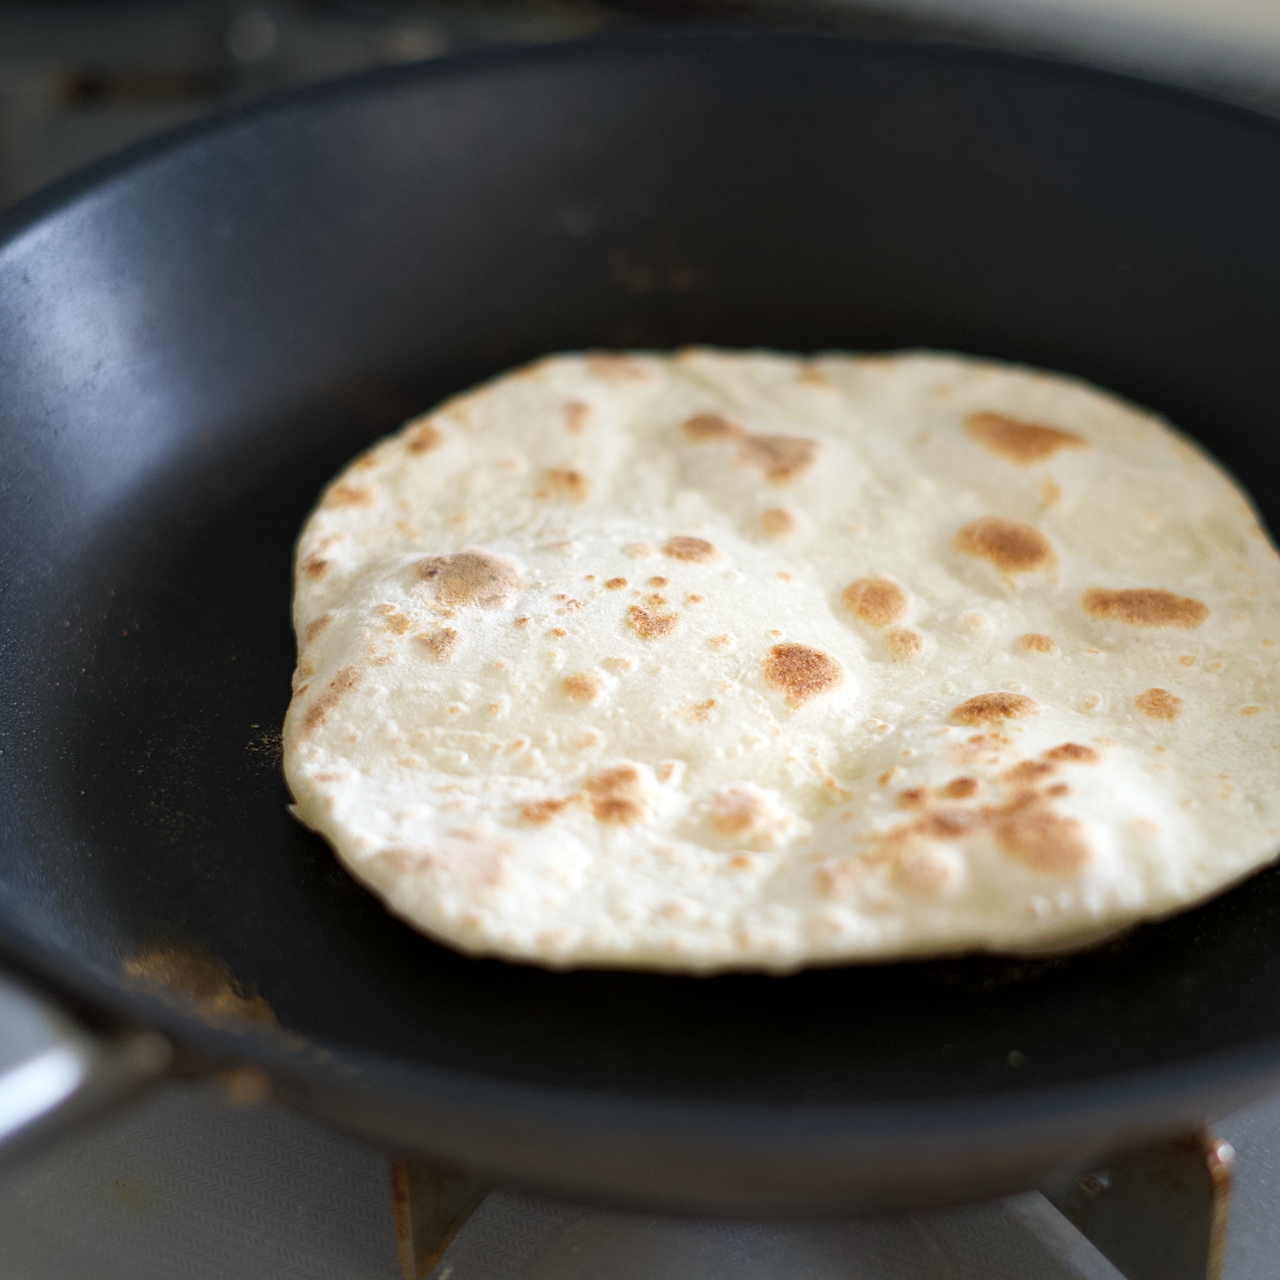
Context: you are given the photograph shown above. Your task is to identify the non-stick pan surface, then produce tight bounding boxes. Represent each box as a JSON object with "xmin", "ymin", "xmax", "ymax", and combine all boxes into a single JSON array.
[{"xmin": 4, "ymin": 31, "xmax": 1280, "ymax": 1216}]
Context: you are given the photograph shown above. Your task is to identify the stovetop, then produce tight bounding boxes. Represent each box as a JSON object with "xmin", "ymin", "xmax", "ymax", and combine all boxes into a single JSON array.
[{"xmin": 1, "ymin": 1080, "xmax": 1277, "ymax": 1279}]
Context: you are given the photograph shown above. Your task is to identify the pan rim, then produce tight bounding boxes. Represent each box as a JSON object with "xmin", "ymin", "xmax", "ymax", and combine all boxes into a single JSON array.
[{"xmin": 4, "ymin": 26, "xmax": 1280, "ymax": 1173}]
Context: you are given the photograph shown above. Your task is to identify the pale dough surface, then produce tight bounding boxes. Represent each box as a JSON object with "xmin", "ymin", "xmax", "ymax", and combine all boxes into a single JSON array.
[{"xmin": 283, "ymin": 349, "xmax": 1280, "ymax": 972}]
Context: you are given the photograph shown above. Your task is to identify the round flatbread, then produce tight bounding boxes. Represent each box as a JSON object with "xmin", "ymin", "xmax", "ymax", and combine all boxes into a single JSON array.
[{"xmin": 283, "ymin": 349, "xmax": 1280, "ymax": 972}]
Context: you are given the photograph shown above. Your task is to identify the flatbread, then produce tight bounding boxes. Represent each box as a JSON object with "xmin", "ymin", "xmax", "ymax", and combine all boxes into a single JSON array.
[{"xmin": 282, "ymin": 349, "xmax": 1280, "ymax": 972}]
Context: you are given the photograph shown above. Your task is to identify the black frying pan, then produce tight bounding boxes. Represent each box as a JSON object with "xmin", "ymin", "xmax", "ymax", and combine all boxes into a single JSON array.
[{"xmin": 3, "ymin": 30, "xmax": 1280, "ymax": 1218}]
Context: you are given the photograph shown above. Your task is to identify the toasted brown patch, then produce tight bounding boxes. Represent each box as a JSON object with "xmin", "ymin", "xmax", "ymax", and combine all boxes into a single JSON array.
[
  {"xmin": 380, "ymin": 609, "xmax": 411, "ymax": 635},
  {"xmin": 1242, "ymin": 705, "xmax": 1267, "ymax": 716},
  {"xmin": 956, "ymin": 517, "xmax": 1056, "ymax": 575},
  {"xmin": 944, "ymin": 777, "xmax": 979, "ymax": 799},
  {"xmin": 798, "ymin": 365, "xmax": 832, "ymax": 388},
  {"xmin": 585, "ymin": 765, "xmax": 648, "ymax": 825},
  {"xmin": 405, "ymin": 421, "xmax": 444, "ymax": 454},
  {"xmin": 952, "ymin": 692, "xmax": 1040, "ymax": 725},
  {"xmin": 648, "ymin": 576, "xmax": 670, "ymax": 588},
  {"xmin": 605, "ymin": 577, "xmax": 628, "ymax": 590},
  {"xmin": 664, "ymin": 535, "xmax": 719, "ymax": 563},
  {"xmin": 1135, "ymin": 687, "xmax": 1183, "ymax": 721},
  {"xmin": 521, "ymin": 796, "xmax": 583, "ymax": 825},
  {"xmin": 887, "ymin": 628, "xmax": 924, "ymax": 659},
  {"xmin": 301, "ymin": 666, "xmax": 358, "ymax": 734},
  {"xmin": 1019, "ymin": 633, "xmax": 1057, "ymax": 654},
  {"xmin": 1044, "ymin": 743, "xmax": 1101, "ymax": 764},
  {"xmin": 563, "ymin": 672, "xmax": 604, "ymax": 704},
  {"xmin": 418, "ymin": 627, "xmax": 460, "ymax": 660},
  {"xmin": 301, "ymin": 554, "xmax": 331, "ymax": 580},
  {"xmin": 964, "ymin": 412, "xmax": 1087, "ymax": 465},
  {"xmin": 709, "ymin": 633, "xmax": 733, "ymax": 649},
  {"xmin": 1180, "ymin": 655, "xmax": 1196, "ymax": 667},
  {"xmin": 1003, "ymin": 760, "xmax": 1056, "ymax": 786},
  {"xmin": 304, "ymin": 613, "xmax": 333, "ymax": 644},
  {"xmin": 686, "ymin": 593, "xmax": 705, "ymax": 605},
  {"xmin": 710, "ymin": 787, "xmax": 766, "ymax": 836},
  {"xmin": 682, "ymin": 412, "xmax": 743, "ymax": 443},
  {"xmin": 761, "ymin": 507, "xmax": 798, "ymax": 538},
  {"xmin": 681, "ymin": 698, "xmax": 717, "ymax": 723},
  {"xmin": 562, "ymin": 401, "xmax": 591, "ymax": 434},
  {"xmin": 843, "ymin": 577, "xmax": 909, "ymax": 628},
  {"xmin": 995, "ymin": 791, "xmax": 1091, "ymax": 874},
  {"xmin": 324, "ymin": 483, "xmax": 374, "ymax": 509},
  {"xmin": 1083, "ymin": 588, "xmax": 1209, "ymax": 629},
  {"xmin": 627, "ymin": 604, "xmax": 679, "ymax": 640},
  {"xmin": 416, "ymin": 550, "xmax": 521, "ymax": 609},
  {"xmin": 540, "ymin": 468, "xmax": 591, "ymax": 504},
  {"xmin": 736, "ymin": 433, "xmax": 819, "ymax": 484},
  {"xmin": 762, "ymin": 642, "xmax": 844, "ymax": 708},
  {"xmin": 587, "ymin": 353, "xmax": 650, "ymax": 382}
]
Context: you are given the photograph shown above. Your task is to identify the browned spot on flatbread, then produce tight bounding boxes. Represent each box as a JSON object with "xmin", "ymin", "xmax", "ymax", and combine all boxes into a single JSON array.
[
  {"xmin": 405, "ymin": 421, "xmax": 443, "ymax": 454},
  {"xmin": 762, "ymin": 642, "xmax": 844, "ymax": 708},
  {"xmin": 680, "ymin": 698, "xmax": 716, "ymax": 723},
  {"xmin": 1003, "ymin": 760, "xmax": 1056, "ymax": 785},
  {"xmin": 324, "ymin": 483, "xmax": 373, "ymax": 509},
  {"xmin": 539, "ymin": 468, "xmax": 591, "ymax": 503},
  {"xmin": 710, "ymin": 787, "xmax": 766, "ymax": 836},
  {"xmin": 1083, "ymin": 588, "xmax": 1209, "ymax": 630},
  {"xmin": 585, "ymin": 765, "xmax": 648, "ymax": 825},
  {"xmin": 798, "ymin": 365, "xmax": 831, "ymax": 388},
  {"xmin": 1044, "ymin": 742, "xmax": 1101, "ymax": 764},
  {"xmin": 301, "ymin": 666, "xmax": 357, "ymax": 734},
  {"xmin": 562, "ymin": 672, "xmax": 603, "ymax": 704},
  {"xmin": 761, "ymin": 507, "xmax": 798, "ymax": 538},
  {"xmin": 855, "ymin": 786, "xmax": 1089, "ymax": 885},
  {"xmin": 605, "ymin": 577, "xmax": 628, "ymax": 590},
  {"xmin": 957, "ymin": 517, "xmax": 1056, "ymax": 575},
  {"xmin": 562, "ymin": 401, "xmax": 591, "ymax": 434},
  {"xmin": 736, "ymin": 433, "xmax": 819, "ymax": 484},
  {"xmin": 1242, "ymin": 705, "xmax": 1268, "ymax": 716},
  {"xmin": 124, "ymin": 944, "xmax": 275, "ymax": 1026},
  {"xmin": 627, "ymin": 604, "xmax": 679, "ymax": 639},
  {"xmin": 587, "ymin": 352, "xmax": 650, "ymax": 382},
  {"xmin": 887, "ymin": 628, "xmax": 923, "ymax": 659},
  {"xmin": 304, "ymin": 613, "xmax": 333, "ymax": 644},
  {"xmin": 944, "ymin": 777, "xmax": 979, "ymax": 799},
  {"xmin": 1019, "ymin": 633, "xmax": 1057, "ymax": 654},
  {"xmin": 994, "ymin": 791, "xmax": 1090, "ymax": 874},
  {"xmin": 521, "ymin": 795, "xmax": 584, "ymax": 825},
  {"xmin": 648, "ymin": 576, "xmax": 669, "ymax": 588},
  {"xmin": 418, "ymin": 627, "xmax": 460, "ymax": 660},
  {"xmin": 843, "ymin": 577, "xmax": 908, "ymax": 628},
  {"xmin": 416, "ymin": 550, "xmax": 521, "ymax": 609},
  {"xmin": 964, "ymin": 412, "xmax": 1087, "ymax": 465},
  {"xmin": 302, "ymin": 554, "xmax": 331, "ymax": 580},
  {"xmin": 665, "ymin": 535, "xmax": 719, "ymax": 563},
  {"xmin": 682, "ymin": 412, "xmax": 743, "ymax": 443},
  {"xmin": 377, "ymin": 606, "xmax": 411, "ymax": 635},
  {"xmin": 1135, "ymin": 687, "xmax": 1183, "ymax": 721},
  {"xmin": 952, "ymin": 692, "xmax": 1039, "ymax": 725}
]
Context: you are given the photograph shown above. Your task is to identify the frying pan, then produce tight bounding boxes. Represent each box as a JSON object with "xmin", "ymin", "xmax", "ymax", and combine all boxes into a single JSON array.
[{"xmin": 3, "ymin": 29, "xmax": 1280, "ymax": 1219}]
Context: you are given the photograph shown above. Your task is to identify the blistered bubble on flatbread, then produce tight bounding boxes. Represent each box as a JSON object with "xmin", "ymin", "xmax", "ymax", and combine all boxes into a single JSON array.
[{"xmin": 284, "ymin": 348, "xmax": 1280, "ymax": 973}]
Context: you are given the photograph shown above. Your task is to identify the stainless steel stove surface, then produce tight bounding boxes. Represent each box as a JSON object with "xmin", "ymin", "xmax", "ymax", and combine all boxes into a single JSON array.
[{"xmin": 1, "ymin": 1082, "xmax": 1277, "ymax": 1279}]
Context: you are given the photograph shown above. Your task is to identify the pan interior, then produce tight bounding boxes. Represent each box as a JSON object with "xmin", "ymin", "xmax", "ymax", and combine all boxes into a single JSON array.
[{"xmin": 3, "ymin": 34, "xmax": 1280, "ymax": 1109}]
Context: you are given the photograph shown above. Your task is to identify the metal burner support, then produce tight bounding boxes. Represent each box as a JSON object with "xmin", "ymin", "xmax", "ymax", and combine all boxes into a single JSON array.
[{"xmin": 391, "ymin": 1128, "xmax": 1233, "ymax": 1280}]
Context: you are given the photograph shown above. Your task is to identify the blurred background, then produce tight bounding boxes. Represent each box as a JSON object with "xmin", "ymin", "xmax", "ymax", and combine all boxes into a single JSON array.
[{"xmin": 2, "ymin": 0, "xmax": 1280, "ymax": 210}]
